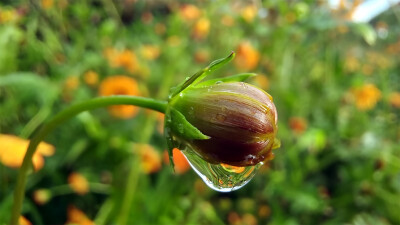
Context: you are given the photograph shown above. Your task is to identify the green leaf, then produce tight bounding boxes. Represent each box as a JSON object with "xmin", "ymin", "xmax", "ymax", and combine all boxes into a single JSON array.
[
  {"xmin": 197, "ymin": 73, "xmax": 256, "ymax": 86},
  {"xmin": 354, "ymin": 23, "xmax": 376, "ymax": 46},
  {"xmin": 168, "ymin": 52, "xmax": 235, "ymax": 99},
  {"xmin": 169, "ymin": 108, "xmax": 210, "ymax": 140}
]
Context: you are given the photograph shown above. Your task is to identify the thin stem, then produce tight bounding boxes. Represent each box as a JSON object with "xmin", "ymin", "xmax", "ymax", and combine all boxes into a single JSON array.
[{"xmin": 10, "ymin": 95, "xmax": 167, "ymax": 225}]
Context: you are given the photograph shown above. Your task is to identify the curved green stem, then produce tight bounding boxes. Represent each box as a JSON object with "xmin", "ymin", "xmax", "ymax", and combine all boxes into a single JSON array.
[{"xmin": 10, "ymin": 95, "xmax": 167, "ymax": 225}]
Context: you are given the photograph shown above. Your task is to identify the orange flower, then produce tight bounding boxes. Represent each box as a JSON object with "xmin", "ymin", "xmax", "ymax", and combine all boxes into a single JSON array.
[
  {"xmin": 104, "ymin": 48, "xmax": 138, "ymax": 74},
  {"xmin": 179, "ymin": 4, "xmax": 201, "ymax": 21},
  {"xmin": 33, "ymin": 189, "xmax": 52, "ymax": 205},
  {"xmin": 68, "ymin": 172, "xmax": 89, "ymax": 195},
  {"xmin": 140, "ymin": 45, "xmax": 160, "ymax": 60},
  {"xmin": 351, "ymin": 84, "xmax": 381, "ymax": 110},
  {"xmin": 192, "ymin": 18, "xmax": 210, "ymax": 40},
  {"xmin": 83, "ymin": 70, "xmax": 99, "ymax": 87},
  {"xmin": 241, "ymin": 5, "xmax": 257, "ymax": 23},
  {"xmin": 19, "ymin": 216, "xmax": 32, "ymax": 225},
  {"xmin": 138, "ymin": 144, "xmax": 161, "ymax": 174},
  {"xmin": 0, "ymin": 134, "xmax": 54, "ymax": 171},
  {"xmin": 41, "ymin": 0, "xmax": 53, "ymax": 9},
  {"xmin": 234, "ymin": 42, "xmax": 260, "ymax": 71},
  {"xmin": 163, "ymin": 148, "xmax": 190, "ymax": 175},
  {"xmin": 289, "ymin": 117, "xmax": 308, "ymax": 134},
  {"xmin": 98, "ymin": 75, "xmax": 140, "ymax": 119},
  {"xmin": 389, "ymin": 92, "xmax": 400, "ymax": 108},
  {"xmin": 66, "ymin": 205, "xmax": 94, "ymax": 225}
]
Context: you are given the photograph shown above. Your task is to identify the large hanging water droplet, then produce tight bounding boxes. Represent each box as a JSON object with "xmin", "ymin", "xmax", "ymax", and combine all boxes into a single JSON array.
[{"xmin": 182, "ymin": 147, "xmax": 262, "ymax": 192}]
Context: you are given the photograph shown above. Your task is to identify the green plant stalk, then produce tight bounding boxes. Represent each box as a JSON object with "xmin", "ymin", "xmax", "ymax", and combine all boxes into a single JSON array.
[{"xmin": 10, "ymin": 95, "xmax": 167, "ymax": 225}]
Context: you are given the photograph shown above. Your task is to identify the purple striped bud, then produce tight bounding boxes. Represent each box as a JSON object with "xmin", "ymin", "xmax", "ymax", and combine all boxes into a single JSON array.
[{"xmin": 168, "ymin": 82, "xmax": 278, "ymax": 167}]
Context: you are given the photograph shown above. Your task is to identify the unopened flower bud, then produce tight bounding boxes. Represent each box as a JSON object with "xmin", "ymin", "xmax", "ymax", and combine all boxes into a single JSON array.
[
  {"xmin": 169, "ymin": 82, "xmax": 278, "ymax": 166},
  {"xmin": 164, "ymin": 52, "xmax": 279, "ymax": 168}
]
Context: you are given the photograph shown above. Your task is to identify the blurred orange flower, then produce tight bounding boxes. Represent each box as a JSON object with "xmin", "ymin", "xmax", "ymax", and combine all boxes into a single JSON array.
[
  {"xmin": 258, "ymin": 204, "xmax": 271, "ymax": 218},
  {"xmin": 192, "ymin": 18, "xmax": 210, "ymax": 40},
  {"xmin": 19, "ymin": 216, "xmax": 32, "ymax": 225},
  {"xmin": 33, "ymin": 189, "xmax": 52, "ymax": 205},
  {"xmin": 241, "ymin": 5, "xmax": 257, "ymax": 23},
  {"xmin": 0, "ymin": 134, "xmax": 54, "ymax": 171},
  {"xmin": 138, "ymin": 144, "xmax": 162, "ymax": 174},
  {"xmin": 179, "ymin": 4, "xmax": 201, "ymax": 21},
  {"xmin": 234, "ymin": 42, "xmax": 260, "ymax": 71},
  {"xmin": 140, "ymin": 45, "xmax": 160, "ymax": 60},
  {"xmin": 389, "ymin": 92, "xmax": 400, "ymax": 108},
  {"xmin": 104, "ymin": 48, "xmax": 138, "ymax": 74},
  {"xmin": 68, "ymin": 172, "xmax": 89, "ymax": 195},
  {"xmin": 289, "ymin": 117, "xmax": 308, "ymax": 134},
  {"xmin": 66, "ymin": 205, "xmax": 94, "ymax": 225},
  {"xmin": 41, "ymin": 0, "xmax": 53, "ymax": 9},
  {"xmin": 83, "ymin": 70, "xmax": 99, "ymax": 87},
  {"xmin": 351, "ymin": 84, "xmax": 381, "ymax": 110},
  {"xmin": 163, "ymin": 148, "xmax": 190, "ymax": 175},
  {"xmin": 98, "ymin": 75, "xmax": 140, "ymax": 119}
]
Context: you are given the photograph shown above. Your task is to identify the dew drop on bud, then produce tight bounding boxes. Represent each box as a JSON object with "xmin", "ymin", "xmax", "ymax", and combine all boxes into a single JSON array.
[{"xmin": 181, "ymin": 147, "xmax": 262, "ymax": 192}]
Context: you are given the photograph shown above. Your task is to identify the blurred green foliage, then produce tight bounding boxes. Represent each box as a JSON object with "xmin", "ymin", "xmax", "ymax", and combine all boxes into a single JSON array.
[{"xmin": 1, "ymin": 0, "xmax": 400, "ymax": 224}]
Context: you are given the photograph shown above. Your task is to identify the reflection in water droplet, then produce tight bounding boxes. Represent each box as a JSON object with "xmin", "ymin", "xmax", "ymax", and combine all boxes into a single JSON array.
[{"xmin": 182, "ymin": 147, "xmax": 261, "ymax": 192}]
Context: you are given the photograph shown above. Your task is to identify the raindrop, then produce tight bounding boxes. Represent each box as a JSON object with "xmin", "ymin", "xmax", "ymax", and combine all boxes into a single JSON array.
[{"xmin": 181, "ymin": 147, "xmax": 262, "ymax": 192}]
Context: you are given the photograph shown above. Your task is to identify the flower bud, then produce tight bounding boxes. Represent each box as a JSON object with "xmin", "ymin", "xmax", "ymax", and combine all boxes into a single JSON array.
[{"xmin": 168, "ymin": 82, "xmax": 278, "ymax": 166}]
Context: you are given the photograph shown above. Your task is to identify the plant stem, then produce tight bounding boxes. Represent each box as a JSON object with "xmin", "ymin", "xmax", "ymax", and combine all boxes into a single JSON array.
[{"xmin": 10, "ymin": 95, "xmax": 167, "ymax": 225}]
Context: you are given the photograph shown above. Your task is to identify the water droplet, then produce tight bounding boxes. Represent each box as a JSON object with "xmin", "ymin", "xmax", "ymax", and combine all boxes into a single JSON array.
[
  {"xmin": 181, "ymin": 147, "xmax": 262, "ymax": 192},
  {"xmin": 179, "ymin": 93, "xmax": 183, "ymax": 97},
  {"xmin": 215, "ymin": 81, "xmax": 223, "ymax": 84}
]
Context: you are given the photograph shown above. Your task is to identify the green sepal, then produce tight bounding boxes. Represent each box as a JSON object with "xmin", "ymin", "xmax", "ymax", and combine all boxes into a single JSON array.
[
  {"xmin": 197, "ymin": 73, "xmax": 256, "ymax": 87},
  {"xmin": 272, "ymin": 137, "xmax": 281, "ymax": 150},
  {"xmin": 169, "ymin": 108, "xmax": 210, "ymax": 140},
  {"xmin": 168, "ymin": 52, "xmax": 235, "ymax": 99},
  {"xmin": 164, "ymin": 109, "xmax": 176, "ymax": 170}
]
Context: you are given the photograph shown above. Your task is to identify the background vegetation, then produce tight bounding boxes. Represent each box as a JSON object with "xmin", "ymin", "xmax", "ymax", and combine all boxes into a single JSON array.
[{"xmin": 1, "ymin": 0, "xmax": 400, "ymax": 224}]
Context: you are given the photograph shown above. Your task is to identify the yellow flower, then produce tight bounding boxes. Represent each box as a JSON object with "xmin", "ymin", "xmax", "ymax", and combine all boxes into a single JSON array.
[
  {"xmin": 234, "ymin": 42, "xmax": 260, "ymax": 71},
  {"xmin": 351, "ymin": 84, "xmax": 381, "ymax": 110},
  {"xmin": 68, "ymin": 172, "xmax": 89, "ymax": 195},
  {"xmin": 179, "ymin": 4, "xmax": 201, "ymax": 21},
  {"xmin": 241, "ymin": 5, "xmax": 257, "ymax": 23},
  {"xmin": 0, "ymin": 134, "xmax": 54, "ymax": 171},
  {"xmin": 137, "ymin": 144, "xmax": 161, "ymax": 174},
  {"xmin": 66, "ymin": 205, "xmax": 94, "ymax": 225},
  {"xmin": 83, "ymin": 70, "xmax": 99, "ymax": 87},
  {"xmin": 389, "ymin": 92, "xmax": 400, "ymax": 108},
  {"xmin": 98, "ymin": 75, "xmax": 140, "ymax": 119},
  {"xmin": 192, "ymin": 18, "xmax": 210, "ymax": 40}
]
